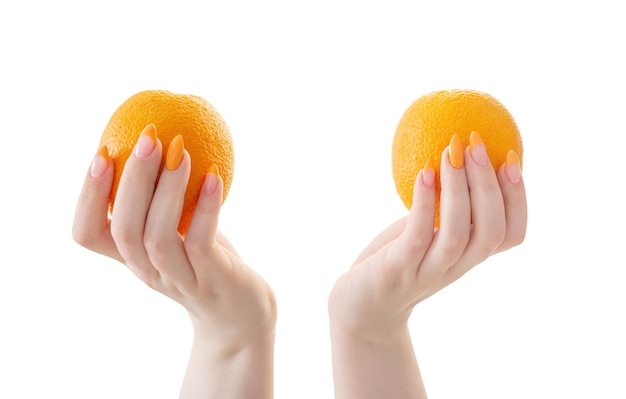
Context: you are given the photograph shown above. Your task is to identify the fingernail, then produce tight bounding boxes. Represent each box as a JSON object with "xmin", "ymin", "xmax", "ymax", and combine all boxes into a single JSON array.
[
  {"xmin": 449, "ymin": 134, "xmax": 464, "ymax": 169},
  {"xmin": 203, "ymin": 163, "xmax": 220, "ymax": 194},
  {"xmin": 469, "ymin": 131, "xmax": 489, "ymax": 166},
  {"xmin": 505, "ymin": 150, "xmax": 522, "ymax": 184},
  {"xmin": 422, "ymin": 157, "xmax": 435, "ymax": 188},
  {"xmin": 165, "ymin": 135, "xmax": 185, "ymax": 170},
  {"xmin": 134, "ymin": 124, "xmax": 157, "ymax": 158},
  {"xmin": 90, "ymin": 145, "xmax": 109, "ymax": 178}
]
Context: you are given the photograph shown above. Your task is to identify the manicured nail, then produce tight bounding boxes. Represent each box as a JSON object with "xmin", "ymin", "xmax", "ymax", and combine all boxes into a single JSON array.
[
  {"xmin": 469, "ymin": 131, "xmax": 489, "ymax": 166},
  {"xmin": 203, "ymin": 163, "xmax": 220, "ymax": 194},
  {"xmin": 134, "ymin": 124, "xmax": 157, "ymax": 158},
  {"xmin": 505, "ymin": 150, "xmax": 522, "ymax": 184},
  {"xmin": 449, "ymin": 134, "xmax": 464, "ymax": 169},
  {"xmin": 166, "ymin": 135, "xmax": 185, "ymax": 171},
  {"xmin": 422, "ymin": 157, "xmax": 435, "ymax": 188},
  {"xmin": 90, "ymin": 145, "xmax": 109, "ymax": 178}
]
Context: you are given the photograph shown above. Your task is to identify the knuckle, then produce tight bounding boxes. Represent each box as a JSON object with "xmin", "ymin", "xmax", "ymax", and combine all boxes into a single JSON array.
[
  {"xmin": 505, "ymin": 229, "xmax": 527, "ymax": 248},
  {"xmin": 441, "ymin": 231, "xmax": 470, "ymax": 253},
  {"xmin": 143, "ymin": 232, "xmax": 168, "ymax": 255},
  {"xmin": 403, "ymin": 235, "xmax": 432, "ymax": 257},
  {"xmin": 72, "ymin": 226, "xmax": 97, "ymax": 249},
  {"xmin": 110, "ymin": 223, "xmax": 138, "ymax": 248},
  {"xmin": 142, "ymin": 232, "xmax": 176, "ymax": 266},
  {"xmin": 183, "ymin": 237, "xmax": 210, "ymax": 259},
  {"xmin": 484, "ymin": 228, "xmax": 507, "ymax": 252},
  {"xmin": 472, "ymin": 225, "xmax": 506, "ymax": 259},
  {"xmin": 514, "ymin": 230, "xmax": 527, "ymax": 246}
]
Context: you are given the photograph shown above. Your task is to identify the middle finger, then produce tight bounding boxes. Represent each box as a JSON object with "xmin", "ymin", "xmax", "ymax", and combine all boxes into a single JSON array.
[
  {"xmin": 420, "ymin": 135, "xmax": 471, "ymax": 275},
  {"xmin": 110, "ymin": 124, "xmax": 162, "ymax": 284},
  {"xmin": 144, "ymin": 135, "xmax": 197, "ymax": 287}
]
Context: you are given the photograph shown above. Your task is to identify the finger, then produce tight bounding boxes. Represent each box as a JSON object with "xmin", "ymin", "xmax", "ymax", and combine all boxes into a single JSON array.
[
  {"xmin": 72, "ymin": 145, "xmax": 123, "ymax": 262},
  {"xmin": 390, "ymin": 159, "xmax": 436, "ymax": 273},
  {"xmin": 143, "ymin": 135, "xmax": 195, "ymax": 285},
  {"xmin": 420, "ymin": 135, "xmax": 471, "ymax": 274},
  {"xmin": 109, "ymin": 124, "xmax": 162, "ymax": 284},
  {"xmin": 184, "ymin": 164, "xmax": 224, "ymax": 276},
  {"xmin": 495, "ymin": 150, "xmax": 527, "ymax": 253},
  {"xmin": 446, "ymin": 132, "xmax": 506, "ymax": 280}
]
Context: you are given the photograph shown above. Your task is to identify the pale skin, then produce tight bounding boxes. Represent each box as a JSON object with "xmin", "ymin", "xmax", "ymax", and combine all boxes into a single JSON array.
[
  {"xmin": 328, "ymin": 132, "xmax": 527, "ymax": 399},
  {"xmin": 72, "ymin": 124, "xmax": 277, "ymax": 399},
  {"xmin": 73, "ymin": 124, "xmax": 526, "ymax": 398}
]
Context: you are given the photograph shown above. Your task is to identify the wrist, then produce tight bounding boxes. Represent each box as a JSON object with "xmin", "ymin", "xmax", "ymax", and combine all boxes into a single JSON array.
[
  {"xmin": 328, "ymin": 296, "xmax": 411, "ymax": 346},
  {"xmin": 191, "ymin": 319, "xmax": 276, "ymax": 359},
  {"xmin": 329, "ymin": 318, "xmax": 411, "ymax": 348},
  {"xmin": 187, "ymin": 290, "xmax": 277, "ymax": 357},
  {"xmin": 181, "ymin": 323, "xmax": 275, "ymax": 399},
  {"xmin": 329, "ymin": 321, "xmax": 426, "ymax": 399},
  {"xmin": 328, "ymin": 274, "xmax": 414, "ymax": 346}
]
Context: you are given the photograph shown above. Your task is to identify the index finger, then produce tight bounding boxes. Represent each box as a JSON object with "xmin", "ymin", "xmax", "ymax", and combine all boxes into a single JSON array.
[{"xmin": 72, "ymin": 146, "xmax": 123, "ymax": 262}]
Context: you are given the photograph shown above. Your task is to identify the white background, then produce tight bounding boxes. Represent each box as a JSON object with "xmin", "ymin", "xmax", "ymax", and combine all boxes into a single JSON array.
[{"xmin": 1, "ymin": 1, "xmax": 625, "ymax": 398}]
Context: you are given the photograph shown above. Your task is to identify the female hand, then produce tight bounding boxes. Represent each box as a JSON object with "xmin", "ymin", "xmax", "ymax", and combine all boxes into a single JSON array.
[
  {"xmin": 73, "ymin": 124, "xmax": 276, "ymax": 398},
  {"xmin": 328, "ymin": 132, "xmax": 527, "ymax": 399},
  {"xmin": 329, "ymin": 132, "xmax": 527, "ymax": 339}
]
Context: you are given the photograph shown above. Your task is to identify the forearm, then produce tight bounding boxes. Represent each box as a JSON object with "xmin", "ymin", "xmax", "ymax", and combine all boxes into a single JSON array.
[
  {"xmin": 329, "ymin": 324, "xmax": 427, "ymax": 399},
  {"xmin": 179, "ymin": 330, "xmax": 275, "ymax": 399}
]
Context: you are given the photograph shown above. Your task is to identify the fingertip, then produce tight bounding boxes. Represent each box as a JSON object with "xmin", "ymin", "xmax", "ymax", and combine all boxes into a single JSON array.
[
  {"xmin": 134, "ymin": 124, "xmax": 158, "ymax": 159},
  {"xmin": 195, "ymin": 166, "xmax": 224, "ymax": 215},
  {"xmin": 185, "ymin": 169, "xmax": 223, "ymax": 248},
  {"xmin": 165, "ymin": 135, "xmax": 185, "ymax": 171},
  {"xmin": 412, "ymin": 158, "xmax": 436, "ymax": 197},
  {"xmin": 90, "ymin": 145, "xmax": 110, "ymax": 178},
  {"xmin": 448, "ymin": 134, "xmax": 465, "ymax": 169},
  {"xmin": 469, "ymin": 131, "xmax": 490, "ymax": 167},
  {"xmin": 202, "ymin": 164, "xmax": 221, "ymax": 195},
  {"xmin": 73, "ymin": 146, "xmax": 118, "ymax": 257},
  {"xmin": 496, "ymin": 157, "xmax": 528, "ymax": 252},
  {"xmin": 421, "ymin": 157, "xmax": 436, "ymax": 189},
  {"xmin": 504, "ymin": 150, "xmax": 522, "ymax": 185},
  {"xmin": 407, "ymin": 160, "xmax": 437, "ymax": 238}
]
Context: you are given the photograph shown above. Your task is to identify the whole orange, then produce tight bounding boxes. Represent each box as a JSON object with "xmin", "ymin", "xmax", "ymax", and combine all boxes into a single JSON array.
[
  {"xmin": 99, "ymin": 90, "xmax": 234, "ymax": 235},
  {"xmin": 391, "ymin": 89, "xmax": 523, "ymax": 224}
]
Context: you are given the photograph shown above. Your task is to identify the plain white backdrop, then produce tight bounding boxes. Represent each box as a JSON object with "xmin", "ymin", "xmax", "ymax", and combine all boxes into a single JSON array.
[{"xmin": 1, "ymin": 1, "xmax": 624, "ymax": 398}]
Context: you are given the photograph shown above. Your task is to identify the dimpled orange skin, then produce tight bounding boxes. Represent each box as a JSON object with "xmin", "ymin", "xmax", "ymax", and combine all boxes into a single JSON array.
[
  {"xmin": 99, "ymin": 90, "xmax": 234, "ymax": 235},
  {"xmin": 392, "ymin": 89, "xmax": 523, "ymax": 225}
]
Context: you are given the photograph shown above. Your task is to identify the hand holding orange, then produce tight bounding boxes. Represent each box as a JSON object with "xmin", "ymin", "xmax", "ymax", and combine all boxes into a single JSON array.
[
  {"xmin": 391, "ymin": 89, "xmax": 523, "ymax": 224},
  {"xmin": 99, "ymin": 90, "xmax": 235, "ymax": 235}
]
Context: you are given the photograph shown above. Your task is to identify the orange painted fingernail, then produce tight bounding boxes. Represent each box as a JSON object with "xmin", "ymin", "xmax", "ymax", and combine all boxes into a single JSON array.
[
  {"xmin": 134, "ymin": 123, "xmax": 157, "ymax": 158},
  {"xmin": 166, "ymin": 135, "xmax": 185, "ymax": 170},
  {"xmin": 469, "ymin": 131, "xmax": 489, "ymax": 166},
  {"xmin": 449, "ymin": 134, "xmax": 464, "ymax": 169},
  {"xmin": 505, "ymin": 150, "xmax": 522, "ymax": 184},
  {"xmin": 422, "ymin": 157, "xmax": 435, "ymax": 188},
  {"xmin": 90, "ymin": 145, "xmax": 109, "ymax": 178},
  {"xmin": 203, "ymin": 163, "xmax": 220, "ymax": 194}
]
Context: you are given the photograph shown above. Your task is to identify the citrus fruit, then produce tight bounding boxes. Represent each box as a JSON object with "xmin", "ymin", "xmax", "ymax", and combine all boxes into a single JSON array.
[
  {"xmin": 99, "ymin": 90, "xmax": 234, "ymax": 235},
  {"xmin": 391, "ymin": 89, "xmax": 523, "ymax": 225}
]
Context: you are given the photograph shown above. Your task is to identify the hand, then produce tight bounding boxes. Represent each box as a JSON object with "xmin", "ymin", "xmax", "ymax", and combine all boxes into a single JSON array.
[
  {"xmin": 72, "ymin": 125, "xmax": 276, "ymax": 398},
  {"xmin": 329, "ymin": 132, "xmax": 527, "ymax": 340},
  {"xmin": 327, "ymin": 133, "xmax": 526, "ymax": 399}
]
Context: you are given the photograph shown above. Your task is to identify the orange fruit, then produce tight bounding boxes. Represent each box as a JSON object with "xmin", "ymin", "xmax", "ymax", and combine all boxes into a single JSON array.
[
  {"xmin": 391, "ymin": 89, "xmax": 523, "ymax": 225},
  {"xmin": 99, "ymin": 90, "xmax": 234, "ymax": 235}
]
